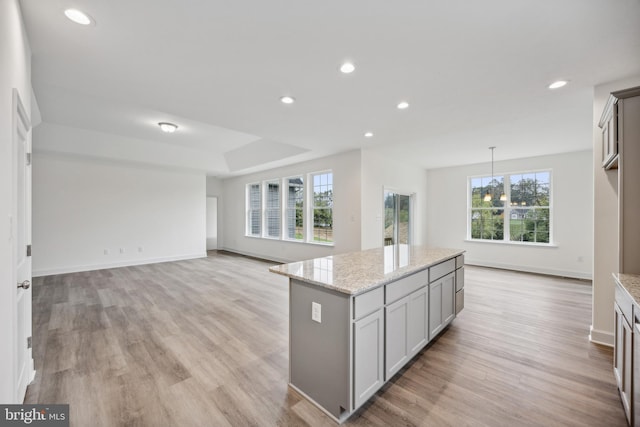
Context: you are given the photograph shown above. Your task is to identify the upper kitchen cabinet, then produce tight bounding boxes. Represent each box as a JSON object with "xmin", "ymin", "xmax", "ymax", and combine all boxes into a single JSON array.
[
  {"xmin": 599, "ymin": 86, "xmax": 640, "ymax": 171},
  {"xmin": 600, "ymin": 96, "xmax": 618, "ymax": 169}
]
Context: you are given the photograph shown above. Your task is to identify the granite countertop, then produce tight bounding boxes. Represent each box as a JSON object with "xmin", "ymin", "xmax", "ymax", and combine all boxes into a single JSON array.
[
  {"xmin": 269, "ymin": 246, "xmax": 464, "ymax": 295},
  {"xmin": 614, "ymin": 273, "xmax": 640, "ymax": 305}
]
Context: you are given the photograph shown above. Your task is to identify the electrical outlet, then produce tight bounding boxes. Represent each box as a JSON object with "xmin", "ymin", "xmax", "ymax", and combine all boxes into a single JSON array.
[
  {"xmin": 120, "ymin": 247, "xmax": 125, "ymax": 254},
  {"xmin": 104, "ymin": 249, "xmax": 109, "ymax": 255},
  {"xmin": 138, "ymin": 246, "xmax": 143, "ymax": 253},
  {"xmin": 312, "ymin": 302, "xmax": 321, "ymax": 323}
]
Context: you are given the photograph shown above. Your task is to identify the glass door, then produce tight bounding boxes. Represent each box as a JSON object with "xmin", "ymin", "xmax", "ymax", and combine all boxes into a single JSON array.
[{"xmin": 384, "ymin": 190, "xmax": 413, "ymax": 270}]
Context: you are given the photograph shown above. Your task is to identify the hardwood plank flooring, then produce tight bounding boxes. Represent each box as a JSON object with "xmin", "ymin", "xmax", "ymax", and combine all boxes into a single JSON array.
[{"xmin": 25, "ymin": 252, "xmax": 627, "ymax": 426}]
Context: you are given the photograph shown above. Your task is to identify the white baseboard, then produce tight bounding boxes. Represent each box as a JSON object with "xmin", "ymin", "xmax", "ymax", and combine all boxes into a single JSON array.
[
  {"xmin": 589, "ymin": 326, "xmax": 614, "ymax": 347},
  {"xmin": 220, "ymin": 247, "xmax": 292, "ymax": 264},
  {"xmin": 32, "ymin": 252, "xmax": 207, "ymax": 277},
  {"xmin": 464, "ymin": 258, "xmax": 592, "ymax": 280}
]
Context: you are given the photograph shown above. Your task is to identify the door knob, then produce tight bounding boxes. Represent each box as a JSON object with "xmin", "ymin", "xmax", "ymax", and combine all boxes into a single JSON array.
[{"xmin": 17, "ymin": 280, "xmax": 30, "ymax": 290}]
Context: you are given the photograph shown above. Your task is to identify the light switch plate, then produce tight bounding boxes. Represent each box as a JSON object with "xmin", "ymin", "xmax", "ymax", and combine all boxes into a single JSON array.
[{"xmin": 312, "ymin": 302, "xmax": 321, "ymax": 323}]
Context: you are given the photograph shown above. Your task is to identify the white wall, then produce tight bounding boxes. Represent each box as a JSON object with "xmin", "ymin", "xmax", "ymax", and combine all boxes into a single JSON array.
[
  {"xmin": 591, "ymin": 75, "xmax": 640, "ymax": 346},
  {"xmin": 222, "ymin": 150, "xmax": 361, "ymax": 262},
  {"xmin": 1, "ymin": 0, "xmax": 32, "ymax": 404},
  {"xmin": 32, "ymin": 152, "xmax": 207, "ymax": 276},
  {"xmin": 360, "ymin": 149, "xmax": 429, "ymax": 249},
  {"xmin": 427, "ymin": 150, "xmax": 593, "ymax": 279}
]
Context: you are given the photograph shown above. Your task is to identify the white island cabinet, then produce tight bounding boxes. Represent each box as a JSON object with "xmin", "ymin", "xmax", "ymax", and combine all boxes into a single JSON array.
[{"xmin": 269, "ymin": 246, "xmax": 465, "ymax": 423}]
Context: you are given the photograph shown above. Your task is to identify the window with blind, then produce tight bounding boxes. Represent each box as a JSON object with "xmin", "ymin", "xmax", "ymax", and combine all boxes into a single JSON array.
[
  {"xmin": 265, "ymin": 181, "xmax": 281, "ymax": 238},
  {"xmin": 245, "ymin": 171, "xmax": 333, "ymax": 245},
  {"xmin": 246, "ymin": 183, "xmax": 261, "ymax": 237},
  {"xmin": 285, "ymin": 177, "xmax": 304, "ymax": 240}
]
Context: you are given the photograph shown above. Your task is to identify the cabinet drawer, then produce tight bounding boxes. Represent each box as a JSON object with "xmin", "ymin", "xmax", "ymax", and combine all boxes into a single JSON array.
[
  {"xmin": 430, "ymin": 259, "xmax": 456, "ymax": 282},
  {"xmin": 353, "ymin": 287, "xmax": 384, "ymax": 320},
  {"xmin": 615, "ymin": 281, "xmax": 634, "ymax": 323},
  {"xmin": 455, "ymin": 254, "xmax": 464, "ymax": 269},
  {"xmin": 456, "ymin": 267, "xmax": 464, "ymax": 292},
  {"xmin": 385, "ymin": 270, "xmax": 428, "ymax": 304}
]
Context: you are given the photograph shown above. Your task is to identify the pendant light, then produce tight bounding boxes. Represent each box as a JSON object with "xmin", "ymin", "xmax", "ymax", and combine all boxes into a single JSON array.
[
  {"xmin": 484, "ymin": 147, "xmax": 495, "ymax": 202},
  {"xmin": 484, "ymin": 147, "xmax": 506, "ymax": 202}
]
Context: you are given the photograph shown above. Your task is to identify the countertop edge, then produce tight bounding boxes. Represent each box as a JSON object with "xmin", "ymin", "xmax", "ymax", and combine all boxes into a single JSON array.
[
  {"xmin": 613, "ymin": 272, "xmax": 640, "ymax": 308},
  {"xmin": 269, "ymin": 248, "xmax": 465, "ymax": 296}
]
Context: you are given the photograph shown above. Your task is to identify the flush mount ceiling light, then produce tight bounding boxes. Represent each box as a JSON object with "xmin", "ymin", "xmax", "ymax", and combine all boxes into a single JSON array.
[
  {"xmin": 64, "ymin": 8, "xmax": 93, "ymax": 25},
  {"xmin": 364, "ymin": 132, "xmax": 373, "ymax": 138},
  {"xmin": 280, "ymin": 96, "xmax": 295, "ymax": 104},
  {"xmin": 548, "ymin": 80, "xmax": 568, "ymax": 89},
  {"xmin": 158, "ymin": 122, "xmax": 178, "ymax": 133},
  {"xmin": 397, "ymin": 101, "xmax": 410, "ymax": 110},
  {"xmin": 340, "ymin": 62, "xmax": 355, "ymax": 74}
]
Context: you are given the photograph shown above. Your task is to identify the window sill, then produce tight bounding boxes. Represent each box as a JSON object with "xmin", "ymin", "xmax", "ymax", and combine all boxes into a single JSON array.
[
  {"xmin": 464, "ymin": 239, "xmax": 558, "ymax": 248},
  {"xmin": 244, "ymin": 235, "xmax": 334, "ymax": 247}
]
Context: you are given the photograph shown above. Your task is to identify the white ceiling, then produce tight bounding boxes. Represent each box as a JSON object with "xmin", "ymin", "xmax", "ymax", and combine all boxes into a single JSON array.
[{"xmin": 20, "ymin": 0, "xmax": 640, "ymax": 176}]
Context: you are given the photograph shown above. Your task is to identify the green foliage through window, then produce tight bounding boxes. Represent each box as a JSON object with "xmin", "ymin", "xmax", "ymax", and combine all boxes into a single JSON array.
[{"xmin": 469, "ymin": 171, "xmax": 551, "ymax": 244}]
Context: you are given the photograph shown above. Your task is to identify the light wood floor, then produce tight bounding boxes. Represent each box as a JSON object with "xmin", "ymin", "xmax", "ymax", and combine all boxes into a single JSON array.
[{"xmin": 26, "ymin": 252, "xmax": 627, "ymax": 426}]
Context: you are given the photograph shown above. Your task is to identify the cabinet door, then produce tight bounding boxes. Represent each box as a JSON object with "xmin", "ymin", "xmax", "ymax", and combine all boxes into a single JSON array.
[
  {"xmin": 614, "ymin": 303, "xmax": 624, "ymax": 390},
  {"xmin": 353, "ymin": 309, "xmax": 384, "ymax": 409},
  {"xmin": 385, "ymin": 296, "xmax": 408, "ymax": 380},
  {"xmin": 622, "ymin": 316, "xmax": 633, "ymax": 424},
  {"xmin": 614, "ymin": 302, "xmax": 633, "ymax": 423},
  {"xmin": 430, "ymin": 272, "xmax": 456, "ymax": 340},
  {"xmin": 442, "ymin": 273, "xmax": 455, "ymax": 326},
  {"xmin": 602, "ymin": 106, "xmax": 618, "ymax": 168},
  {"xmin": 429, "ymin": 279, "xmax": 443, "ymax": 340},
  {"xmin": 407, "ymin": 287, "xmax": 428, "ymax": 357}
]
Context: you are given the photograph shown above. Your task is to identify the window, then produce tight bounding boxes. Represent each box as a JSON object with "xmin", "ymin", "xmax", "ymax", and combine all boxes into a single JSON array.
[
  {"xmin": 509, "ymin": 172, "xmax": 550, "ymax": 243},
  {"xmin": 265, "ymin": 181, "xmax": 281, "ymax": 238},
  {"xmin": 469, "ymin": 170, "xmax": 551, "ymax": 244},
  {"xmin": 247, "ymin": 183, "xmax": 261, "ymax": 236},
  {"xmin": 244, "ymin": 171, "xmax": 333, "ymax": 245},
  {"xmin": 312, "ymin": 172, "xmax": 333, "ymax": 243},
  {"xmin": 285, "ymin": 177, "xmax": 304, "ymax": 240}
]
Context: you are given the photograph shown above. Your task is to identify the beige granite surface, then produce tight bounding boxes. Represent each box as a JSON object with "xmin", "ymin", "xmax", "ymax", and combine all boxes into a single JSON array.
[
  {"xmin": 614, "ymin": 273, "xmax": 640, "ymax": 305},
  {"xmin": 269, "ymin": 246, "xmax": 464, "ymax": 295}
]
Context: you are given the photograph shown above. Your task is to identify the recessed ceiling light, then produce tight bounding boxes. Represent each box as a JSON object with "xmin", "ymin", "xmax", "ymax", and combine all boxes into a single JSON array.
[
  {"xmin": 340, "ymin": 62, "xmax": 355, "ymax": 74},
  {"xmin": 64, "ymin": 8, "xmax": 93, "ymax": 25},
  {"xmin": 158, "ymin": 122, "xmax": 178, "ymax": 133},
  {"xmin": 397, "ymin": 101, "xmax": 410, "ymax": 110},
  {"xmin": 548, "ymin": 80, "xmax": 568, "ymax": 89},
  {"xmin": 280, "ymin": 96, "xmax": 295, "ymax": 104},
  {"xmin": 364, "ymin": 132, "xmax": 374, "ymax": 138}
]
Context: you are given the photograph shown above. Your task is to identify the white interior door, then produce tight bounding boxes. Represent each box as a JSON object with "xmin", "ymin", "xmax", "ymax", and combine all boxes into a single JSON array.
[
  {"xmin": 206, "ymin": 196, "xmax": 218, "ymax": 250},
  {"xmin": 13, "ymin": 89, "xmax": 34, "ymax": 402}
]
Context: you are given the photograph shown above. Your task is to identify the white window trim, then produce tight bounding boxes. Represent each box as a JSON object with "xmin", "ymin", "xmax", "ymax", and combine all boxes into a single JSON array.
[{"xmin": 467, "ymin": 168, "xmax": 553, "ymax": 245}]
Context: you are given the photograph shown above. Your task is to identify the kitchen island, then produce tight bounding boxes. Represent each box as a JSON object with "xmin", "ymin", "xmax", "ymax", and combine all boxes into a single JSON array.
[{"xmin": 269, "ymin": 245, "xmax": 465, "ymax": 423}]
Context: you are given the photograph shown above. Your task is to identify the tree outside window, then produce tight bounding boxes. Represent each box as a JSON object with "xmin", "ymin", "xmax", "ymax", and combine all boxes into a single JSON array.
[
  {"xmin": 312, "ymin": 173, "xmax": 333, "ymax": 243},
  {"xmin": 469, "ymin": 171, "xmax": 551, "ymax": 244}
]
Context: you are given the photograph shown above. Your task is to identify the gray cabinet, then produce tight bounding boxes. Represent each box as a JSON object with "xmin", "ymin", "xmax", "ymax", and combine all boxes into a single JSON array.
[
  {"xmin": 600, "ymin": 98, "xmax": 618, "ymax": 169},
  {"xmin": 385, "ymin": 287, "xmax": 427, "ymax": 380},
  {"xmin": 429, "ymin": 272, "xmax": 455, "ymax": 340},
  {"xmin": 614, "ymin": 280, "xmax": 635, "ymax": 425},
  {"xmin": 615, "ymin": 302, "xmax": 633, "ymax": 423},
  {"xmin": 353, "ymin": 308, "xmax": 384, "ymax": 408}
]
